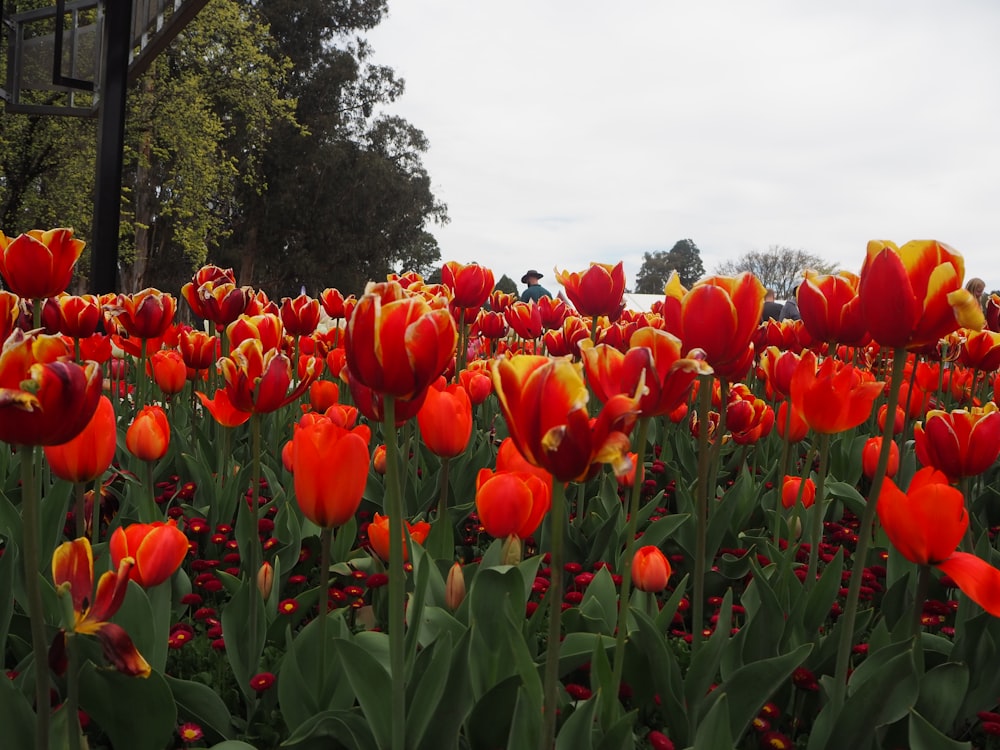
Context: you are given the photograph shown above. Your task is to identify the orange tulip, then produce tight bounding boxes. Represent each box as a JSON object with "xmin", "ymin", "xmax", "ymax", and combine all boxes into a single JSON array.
[
  {"xmin": 473, "ymin": 309, "xmax": 508, "ymax": 340},
  {"xmin": 756, "ymin": 347, "xmax": 801, "ymax": 401},
  {"xmin": 0, "ymin": 290, "xmax": 20, "ymax": 343},
  {"xmin": 178, "ymin": 327, "xmax": 220, "ymax": 371},
  {"xmin": 417, "ymin": 382, "xmax": 473, "ymax": 458},
  {"xmin": 196, "ymin": 388, "xmax": 252, "ymax": 428},
  {"xmin": 859, "ymin": 240, "xmax": 984, "ymax": 350},
  {"xmin": 959, "ymin": 329, "xmax": 1000, "ymax": 372},
  {"xmin": 789, "ymin": 351, "xmax": 883, "ymax": 434},
  {"xmin": 504, "ymin": 300, "xmax": 544, "ymax": 341},
  {"xmin": 181, "ymin": 266, "xmax": 250, "ymax": 328},
  {"xmin": 797, "ymin": 271, "xmax": 868, "ymax": 346},
  {"xmin": 458, "ymin": 366, "xmax": 493, "ymax": 405},
  {"xmin": 442, "ymin": 261, "xmax": 495, "ymax": 309},
  {"xmin": 292, "ymin": 414, "xmax": 371, "ymax": 528},
  {"xmin": 555, "ymin": 261, "xmax": 626, "ymax": 318},
  {"xmin": 107, "ymin": 288, "xmax": 177, "ymax": 340},
  {"xmin": 0, "ymin": 329, "xmax": 102, "ymax": 446},
  {"xmin": 862, "ymin": 436, "xmax": 899, "ymax": 480},
  {"xmin": 148, "ymin": 349, "xmax": 187, "ymax": 395},
  {"xmin": 781, "ymin": 476, "xmax": 816, "ymax": 509},
  {"xmin": 280, "ymin": 294, "xmax": 322, "ymax": 337},
  {"xmin": 367, "ymin": 512, "xmax": 430, "ymax": 562},
  {"xmin": 877, "ymin": 468, "xmax": 1000, "ymax": 615},
  {"xmin": 475, "ymin": 467, "xmax": 551, "ymax": 539},
  {"xmin": 51, "ymin": 536, "xmax": 150, "ymax": 676},
  {"xmin": 914, "ymin": 405, "xmax": 1000, "ymax": 482},
  {"xmin": 212, "ymin": 338, "xmax": 318, "ymax": 416},
  {"xmin": 319, "ymin": 287, "xmax": 354, "ymax": 320},
  {"xmin": 663, "ymin": 272, "xmax": 765, "ymax": 381},
  {"xmin": 543, "ymin": 316, "xmax": 591, "ymax": 358},
  {"xmin": 109, "ymin": 521, "xmax": 189, "ymax": 587},
  {"xmin": 226, "ymin": 313, "xmax": 285, "ymax": 352},
  {"xmin": 44, "ymin": 294, "xmax": 103, "ymax": 339},
  {"xmin": 727, "ymin": 384, "xmax": 774, "ymax": 445},
  {"xmin": 775, "ymin": 402, "xmax": 809, "ymax": 443},
  {"xmin": 345, "ymin": 281, "xmax": 457, "ymax": 401},
  {"xmin": 0, "ymin": 228, "xmax": 85, "ymax": 299},
  {"xmin": 44, "ymin": 396, "xmax": 116, "ymax": 483},
  {"xmin": 631, "ymin": 546, "xmax": 671, "ymax": 593},
  {"xmin": 126, "ymin": 405, "xmax": 170, "ymax": 461},
  {"xmin": 492, "ymin": 354, "xmax": 638, "ymax": 482}
]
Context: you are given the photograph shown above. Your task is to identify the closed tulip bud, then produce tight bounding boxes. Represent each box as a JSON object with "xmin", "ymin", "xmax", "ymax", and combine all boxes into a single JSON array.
[
  {"xmin": 877, "ymin": 404, "xmax": 906, "ymax": 436},
  {"xmin": 373, "ymin": 444, "xmax": 387, "ymax": 475},
  {"xmin": 257, "ymin": 562, "xmax": 274, "ymax": 602},
  {"xmin": 445, "ymin": 562, "xmax": 466, "ymax": 610},
  {"xmin": 126, "ymin": 405, "xmax": 170, "ymax": 461},
  {"xmin": 631, "ymin": 545, "xmax": 671, "ymax": 593},
  {"xmin": 308, "ymin": 379, "xmax": 340, "ymax": 412},
  {"xmin": 501, "ymin": 535, "xmax": 523, "ymax": 566},
  {"xmin": 781, "ymin": 475, "xmax": 816, "ymax": 509},
  {"xmin": 109, "ymin": 521, "xmax": 188, "ymax": 587},
  {"xmin": 788, "ymin": 515, "xmax": 803, "ymax": 540},
  {"xmin": 149, "ymin": 349, "xmax": 188, "ymax": 395},
  {"xmin": 862, "ymin": 436, "xmax": 899, "ymax": 480},
  {"xmin": 416, "ymin": 382, "xmax": 472, "ymax": 458},
  {"xmin": 44, "ymin": 395, "xmax": 117, "ymax": 483}
]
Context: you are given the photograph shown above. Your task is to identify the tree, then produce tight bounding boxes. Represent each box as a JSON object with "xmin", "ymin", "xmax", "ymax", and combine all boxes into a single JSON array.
[
  {"xmin": 715, "ymin": 245, "xmax": 838, "ymax": 299},
  {"xmin": 494, "ymin": 274, "xmax": 518, "ymax": 296},
  {"xmin": 634, "ymin": 239, "xmax": 705, "ymax": 292}
]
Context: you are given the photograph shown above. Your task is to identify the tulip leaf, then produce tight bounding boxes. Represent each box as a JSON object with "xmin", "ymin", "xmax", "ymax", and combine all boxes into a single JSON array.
[
  {"xmin": 331, "ymin": 637, "xmax": 392, "ymax": 750},
  {"xmin": 907, "ymin": 708, "xmax": 971, "ymax": 750},
  {"xmin": 208, "ymin": 743, "xmax": 260, "ymax": 750},
  {"xmin": 595, "ymin": 709, "xmax": 638, "ymax": 750},
  {"xmin": 914, "ymin": 662, "xmax": 968, "ymax": 734},
  {"xmin": 0, "ymin": 668, "xmax": 34, "ymax": 749},
  {"xmin": 40, "ymin": 478, "xmax": 72, "ymax": 560},
  {"xmin": 0, "ymin": 540, "xmax": 16, "ymax": 651},
  {"xmin": 655, "ymin": 573, "xmax": 690, "ymax": 634},
  {"xmin": 553, "ymin": 633, "xmax": 617, "ymax": 678},
  {"xmin": 467, "ymin": 675, "xmax": 521, "ymax": 750},
  {"xmin": 112, "ymin": 581, "xmax": 156, "ymax": 665},
  {"xmin": 79, "ymin": 665, "xmax": 176, "ymax": 750},
  {"xmin": 167, "ymin": 674, "xmax": 236, "ymax": 741},
  {"xmin": 280, "ymin": 708, "xmax": 378, "ymax": 750},
  {"xmin": 629, "ymin": 609, "xmax": 687, "ymax": 747},
  {"xmin": 555, "ymin": 693, "xmax": 598, "ymax": 750},
  {"xmin": 580, "ymin": 566, "xmax": 617, "ymax": 636},
  {"xmin": 692, "ymin": 691, "xmax": 733, "ymax": 750},
  {"xmin": 406, "ymin": 632, "xmax": 454, "ymax": 748},
  {"xmin": 826, "ymin": 480, "xmax": 866, "ymax": 518},
  {"xmin": 220, "ymin": 578, "xmax": 266, "ymax": 703},
  {"xmin": 416, "ymin": 629, "xmax": 473, "ymax": 750},
  {"xmin": 684, "ymin": 589, "xmax": 733, "ymax": 719},
  {"xmin": 0, "ymin": 489, "xmax": 22, "ymax": 554}
]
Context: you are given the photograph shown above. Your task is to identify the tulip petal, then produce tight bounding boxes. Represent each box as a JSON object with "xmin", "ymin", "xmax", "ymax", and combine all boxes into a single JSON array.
[{"xmin": 937, "ymin": 552, "xmax": 1000, "ymax": 617}]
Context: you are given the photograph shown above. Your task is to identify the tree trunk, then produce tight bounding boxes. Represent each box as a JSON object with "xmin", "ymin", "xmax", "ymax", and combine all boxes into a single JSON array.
[{"xmin": 121, "ymin": 79, "xmax": 155, "ymax": 293}]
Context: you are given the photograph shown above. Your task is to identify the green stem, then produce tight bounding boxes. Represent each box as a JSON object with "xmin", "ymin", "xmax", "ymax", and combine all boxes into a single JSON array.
[
  {"xmin": 73, "ymin": 481, "xmax": 86, "ymax": 539},
  {"xmin": 22, "ymin": 446, "xmax": 50, "ymax": 750},
  {"xmin": 66, "ymin": 633, "xmax": 82, "ymax": 750},
  {"xmin": 318, "ymin": 526, "xmax": 332, "ymax": 697},
  {"xmin": 437, "ymin": 457, "xmax": 451, "ymax": 521},
  {"xmin": 912, "ymin": 564, "xmax": 930, "ymax": 638},
  {"xmin": 247, "ymin": 414, "xmax": 263, "ymax": 686},
  {"xmin": 141, "ymin": 460, "xmax": 156, "ymax": 522},
  {"xmin": 610, "ymin": 416, "xmax": 651, "ymax": 700},
  {"xmin": 692, "ymin": 375, "xmax": 713, "ymax": 652},
  {"xmin": 832, "ymin": 347, "xmax": 908, "ymax": 710},
  {"xmin": 91, "ymin": 477, "xmax": 102, "ymax": 545},
  {"xmin": 383, "ymin": 397, "xmax": 406, "ymax": 750},
  {"xmin": 805, "ymin": 433, "xmax": 832, "ymax": 590},
  {"xmin": 540, "ymin": 479, "xmax": 568, "ymax": 750}
]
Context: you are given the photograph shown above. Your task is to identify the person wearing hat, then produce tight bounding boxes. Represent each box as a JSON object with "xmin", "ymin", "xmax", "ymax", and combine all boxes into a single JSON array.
[{"xmin": 519, "ymin": 270, "xmax": 552, "ymax": 303}]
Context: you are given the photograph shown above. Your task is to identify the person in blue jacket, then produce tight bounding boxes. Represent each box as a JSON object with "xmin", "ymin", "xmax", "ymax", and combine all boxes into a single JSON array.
[{"xmin": 519, "ymin": 270, "xmax": 552, "ymax": 303}]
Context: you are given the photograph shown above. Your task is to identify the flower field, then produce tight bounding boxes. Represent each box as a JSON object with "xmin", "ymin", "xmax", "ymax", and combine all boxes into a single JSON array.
[{"xmin": 2, "ymin": 230, "xmax": 1000, "ymax": 749}]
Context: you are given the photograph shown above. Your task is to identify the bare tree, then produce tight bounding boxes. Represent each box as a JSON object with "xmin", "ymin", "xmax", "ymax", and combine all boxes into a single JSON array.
[{"xmin": 715, "ymin": 245, "xmax": 838, "ymax": 298}]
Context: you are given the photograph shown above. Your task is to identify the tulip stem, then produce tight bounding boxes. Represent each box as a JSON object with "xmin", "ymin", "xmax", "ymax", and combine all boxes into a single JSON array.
[
  {"xmin": 318, "ymin": 525, "xmax": 332, "ymax": 698},
  {"xmin": 833, "ymin": 347, "xmax": 908, "ymax": 710},
  {"xmin": 141, "ymin": 459, "xmax": 156, "ymax": 523},
  {"xmin": 74, "ymin": 481, "xmax": 86, "ymax": 538},
  {"xmin": 805, "ymin": 433, "xmax": 831, "ymax": 591},
  {"xmin": 21, "ymin": 446, "xmax": 50, "ymax": 750},
  {"xmin": 912, "ymin": 564, "xmax": 930, "ymax": 638},
  {"xmin": 692, "ymin": 375, "xmax": 713, "ymax": 652},
  {"xmin": 67, "ymin": 633, "xmax": 82, "ymax": 750},
  {"xmin": 540, "ymin": 478, "xmax": 567, "ymax": 750},
  {"xmin": 246, "ymin": 413, "xmax": 263, "ymax": 699},
  {"xmin": 437, "ymin": 457, "xmax": 450, "ymax": 521},
  {"xmin": 91, "ymin": 477, "xmax": 102, "ymax": 545},
  {"xmin": 610, "ymin": 416, "xmax": 650, "ymax": 705},
  {"xmin": 383, "ymin": 397, "xmax": 406, "ymax": 750}
]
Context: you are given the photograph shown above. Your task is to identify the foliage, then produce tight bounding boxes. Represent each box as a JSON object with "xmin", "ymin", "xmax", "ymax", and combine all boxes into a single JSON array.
[
  {"xmin": 634, "ymin": 239, "xmax": 705, "ymax": 292},
  {"xmin": 494, "ymin": 274, "xmax": 518, "ymax": 296},
  {"xmin": 716, "ymin": 245, "xmax": 838, "ymax": 298}
]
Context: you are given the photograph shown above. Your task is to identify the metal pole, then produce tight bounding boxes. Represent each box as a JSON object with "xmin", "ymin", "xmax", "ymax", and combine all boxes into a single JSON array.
[{"xmin": 90, "ymin": 0, "xmax": 131, "ymax": 294}]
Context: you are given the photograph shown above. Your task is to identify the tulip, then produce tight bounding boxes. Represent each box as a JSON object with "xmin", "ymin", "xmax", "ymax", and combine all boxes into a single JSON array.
[
  {"xmin": 797, "ymin": 271, "xmax": 868, "ymax": 346},
  {"xmin": 0, "ymin": 228, "xmax": 85, "ymax": 299},
  {"xmin": 877, "ymin": 468, "xmax": 1000, "ymax": 615},
  {"xmin": 196, "ymin": 388, "xmax": 252, "ymax": 428},
  {"xmin": 0, "ymin": 291, "xmax": 20, "ymax": 343},
  {"xmin": 537, "ymin": 295, "xmax": 569, "ymax": 330},
  {"xmin": 226, "ymin": 313, "xmax": 285, "ymax": 352},
  {"xmin": 345, "ymin": 281, "xmax": 457, "ymax": 401},
  {"xmin": 148, "ymin": 349, "xmax": 187, "ymax": 395},
  {"xmin": 473, "ymin": 309, "xmax": 508, "ymax": 340},
  {"xmin": 308, "ymin": 379, "xmax": 340, "ymax": 413},
  {"xmin": 416, "ymin": 382, "xmax": 473, "ymax": 458},
  {"xmin": 44, "ymin": 396, "xmax": 116, "ymax": 483},
  {"xmin": 181, "ymin": 266, "xmax": 250, "ymax": 328},
  {"xmin": 663, "ymin": 272, "xmax": 765, "ymax": 381},
  {"xmin": 0, "ymin": 329, "xmax": 102, "ymax": 446},
  {"xmin": 458, "ymin": 366, "xmax": 493, "ymax": 405},
  {"xmin": 959, "ymin": 329, "xmax": 1000, "ymax": 372},
  {"xmin": 781, "ymin": 475, "xmax": 816, "ymax": 509},
  {"xmin": 319, "ymin": 287, "xmax": 353, "ymax": 320},
  {"xmin": 445, "ymin": 562, "xmax": 466, "ymax": 610},
  {"xmin": 257, "ymin": 562, "xmax": 274, "ymax": 601},
  {"xmin": 756, "ymin": 347, "xmax": 801, "ymax": 401},
  {"xmin": 475, "ymin": 468, "xmax": 550, "ymax": 539},
  {"xmin": 367, "ymin": 512, "xmax": 430, "ymax": 562},
  {"xmin": 45, "ymin": 294, "xmax": 103, "ymax": 339},
  {"xmin": 775, "ymin": 402, "xmax": 809, "ymax": 443},
  {"xmin": 727, "ymin": 384, "xmax": 775, "ymax": 445},
  {"xmin": 213, "ymin": 338, "xmax": 318, "ymax": 416},
  {"xmin": 442, "ymin": 261, "xmax": 495, "ymax": 309},
  {"xmin": 543, "ymin": 316, "xmax": 591, "ymax": 358},
  {"xmin": 492, "ymin": 354, "xmax": 638, "ymax": 482},
  {"xmin": 859, "ymin": 240, "xmax": 984, "ymax": 350},
  {"xmin": 126, "ymin": 405, "xmax": 170, "ymax": 461},
  {"xmin": 914, "ymin": 405, "xmax": 1000, "ymax": 482},
  {"xmin": 373, "ymin": 444, "xmax": 387, "ymax": 474},
  {"xmin": 109, "ymin": 521, "xmax": 189, "ymax": 587},
  {"xmin": 555, "ymin": 261, "xmax": 626, "ymax": 318},
  {"xmin": 292, "ymin": 414, "xmax": 371, "ymax": 527},
  {"xmin": 790, "ymin": 351, "xmax": 883, "ymax": 434},
  {"xmin": 631, "ymin": 545, "xmax": 671, "ymax": 593},
  {"xmin": 178, "ymin": 327, "xmax": 220, "ymax": 371},
  {"xmin": 280, "ymin": 294, "xmax": 322, "ymax": 337},
  {"xmin": 862, "ymin": 437, "xmax": 899, "ymax": 480},
  {"xmin": 107, "ymin": 288, "xmax": 177, "ymax": 340},
  {"xmin": 504, "ymin": 300, "xmax": 544, "ymax": 341},
  {"xmin": 51, "ymin": 537, "xmax": 150, "ymax": 676}
]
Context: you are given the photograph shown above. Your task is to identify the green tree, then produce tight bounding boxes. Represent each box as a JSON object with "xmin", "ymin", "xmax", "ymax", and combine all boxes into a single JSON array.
[
  {"xmin": 634, "ymin": 239, "xmax": 705, "ymax": 292},
  {"xmin": 494, "ymin": 274, "xmax": 518, "ymax": 296},
  {"xmin": 715, "ymin": 245, "xmax": 838, "ymax": 298}
]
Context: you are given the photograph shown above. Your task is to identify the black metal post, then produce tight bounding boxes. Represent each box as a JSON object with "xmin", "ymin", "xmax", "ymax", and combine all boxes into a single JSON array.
[{"xmin": 90, "ymin": 0, "xmax": 131, "ymax": 294}]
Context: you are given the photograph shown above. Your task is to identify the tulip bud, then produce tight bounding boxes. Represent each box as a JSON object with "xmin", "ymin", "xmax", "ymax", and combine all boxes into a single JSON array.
[
  {"xmin": 781, "ymin": 475, "xmax": 816, "ymax": 509},
  {"xmin": 862, "ymin": 436, "xmax": 899, "ymax": 480},
  {"xmin": 445, "ymin": 562, "xmax": 466, "ymax": 610},
  {"xmin": 257, "ymin": 562, "xmax": 274, "ymax": 602},
  {"xmin": 788, "ymin": 515, "xmax": 803, "ymax": 540},
  {"xmin": 632, "ymin": 545, "xmax": 671, "ymax": 593},
  {"xmin": 501, "ymin": 535, "xmax": 522, "ymax": 566},
  {"xmin": 372, "ymin": 444, "xmax": 387, "ymax": 475},
  {"xmin": 877, "ymin": 404, "xmax": 905, "ymax": 436}
]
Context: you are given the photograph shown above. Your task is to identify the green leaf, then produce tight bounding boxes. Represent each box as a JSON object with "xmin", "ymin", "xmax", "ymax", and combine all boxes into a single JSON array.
[
  {"xmin": 629, "ymin": 609, "xmax": 687, "ymax": 747},
  {"xmin": 907, "ymin": 709, "xmax": 971, "ymax": 750},
  {"xmin": 220, "ymin": 578, "xmax": 266, "ymax": 703},
  {"xmin": 209, "ymin": 743, "xmax": 261, "ymax": 750},
  {"xmin": 331, "ymin": 637, "xmax": 392, "ymax": 750},
  {"xmin": 280, "ymin": 709, "xmax": 378, "ymax": 750},
  {"xmin": 579, "ymin": 565, "xmax": 617, "ymax": 636},
  {"xmin": 915, "ymin": 662, "xmax": 968, "ymax": 733},
  {"xmin": 468, "ymin": 675, "xmax": 521, "ymax": 750},
  {"xmin": 684, "ymin": 590, "xmax": 732, "ymax": 722},
  {"xmin": 692, "ymin": 691, "xmax": 734, "ymax": 750},
  {"xmin": 416, "ymin": 629, "xmax": 473, "ymax": 750},
  {"xmin": 406, "ymin": 632, "xmax": 454, "ymax": 748},
  {"xmin": 0, "ymin": 541, "xmax": 18, "ymax": 651},
  {"xmin": 555, "ymin": 693, "xmax": 598, "ymax": 750},
  {"xmin": 167, "ymin": 675, "xmax": 235, "ymax": 741},
  {"xmin": 0, "ymin": 668, "xmax": 34, "ymax": 749},
  {"xmin": 79, "ymin": 665, "xmax": 176, "ymax": 750}
]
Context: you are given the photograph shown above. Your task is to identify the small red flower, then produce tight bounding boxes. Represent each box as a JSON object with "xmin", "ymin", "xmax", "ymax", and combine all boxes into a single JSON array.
[
  {"xmin": 178, "ymin": 721, "xmax": 204, "ymax": 744},
  {"xmin": 249, "ymin": 672, "xmax": 275, "ymax": 692}
]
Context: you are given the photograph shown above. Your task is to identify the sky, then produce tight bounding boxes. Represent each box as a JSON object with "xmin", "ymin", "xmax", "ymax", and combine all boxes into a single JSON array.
[{"xmin": 366, "ymin": 1, "xmax": 1000, "ymax": 297}]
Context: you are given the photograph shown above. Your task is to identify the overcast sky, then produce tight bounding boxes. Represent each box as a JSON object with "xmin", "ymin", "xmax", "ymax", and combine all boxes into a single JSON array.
[{"xmin": 366, "ymin": 1, "xmax": 1000, "ymax": 297}]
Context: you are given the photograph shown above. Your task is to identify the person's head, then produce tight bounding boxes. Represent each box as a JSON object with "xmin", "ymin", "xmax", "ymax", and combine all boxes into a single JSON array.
[
  {"xmin": 521, "ymin": 270, "xmax": 543, "ymax": 286},
  {"xmin": 765, "ymin": 289, "xmax": 776, "ymax": 302},
  {"xmin": 966, "ymin": 277, "xmax": 985, "ymax": 298}
]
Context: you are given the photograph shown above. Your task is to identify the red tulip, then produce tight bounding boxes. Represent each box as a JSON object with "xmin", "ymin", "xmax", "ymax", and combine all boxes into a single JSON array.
[
  {"xmin": 280, "ymin": 294, "xmax": 322, "ymax": 337},
  {"xmin": 475, "ymin": 468, "xmax": 550, "ymax": 539},
  {"xmin": 781, "ymin": 476, "xmax": 816, "ymax": 509},
  {"xmin": 126, "ymin": 405, "xmax": 170, "ymax": 461},
  {"xmin": 0, "ymin": 291, "xmax": 20, "ymax": 343},
  {"xmin": 367, "ymin": 513, "xmax": 430, "ymax": 562},
  {"xmin": 458, "ymin": 366, "xmax": 493, "ymax": 405},
  {"xmin": 797, "ymin": 271, "xmax": 868, "ymax": 346},
  {"xmin": 631, "ymin": 546, "xmax": 671, "ymax": 592},
  {"xmin": 308, "ymin": 379, "xmax": 340, "ymax": 413},
  {"xmin": 45, "ymin": 294, "xmax": 103, "ymax": 339},
  {"xmin": 790, "ymin": 351, "xmax": 883, "ymax": 434},
  {"xmin": 109, "ymin": 521, "xmax": 189, "ymax": 587},
  {"xmin": 107, "ymin": 288, "xmax": 176, "ymax": 340},
  {"xmin": 227, "ymin": 313, "xmax": 285, "ymax": 352},
  {"xmin": 756, "ymin": 347, "xmax": 801, "ymax": 401},
  {"xmin": 473, "ymin": 309, "xmax": 508, "ymax": 340},
  {"xmin": 862, "ymin": 436, "xmax": 899, "ymax": 480},
  {"xmin": 149, "ymin": 349, "xmax": 187, "ymax": 395},
  {"xmin": 555, "ymin": 261, "xmax": 626, "ymax": 318},
  {"xmin": 914, "ymin": 405, "xmax": 1000, "ymax": 482},
  {"xmin": 0, "ymin": 329, "xmax": 102, "ymax": 446},
  {"xmin": 959, "ymin": 329, "xmax": 1000, "ymax": 372},
  {"xmin": 292, "ymin": 414, "xmax": 371, "ymax": 528},
  {"xmin": 442, "ymin": 261, "xmax": 495, "ymax": 309},
  {"xmin": 181, "ymin": 266, "xmax": 250, "ymax": 328},
  {"xmin": 417, "ymin": 382, "xmax": 473, "ymax": 458},
  {"xmin": 726, "ymin": 384, "xmax": 774, "ymax": 445},
  {"xmin": 859, "ymin": 240, "xmax": 984, "ymax": 350},
  {"xmin": 44, "ymin": 396, "xmax": 116, "ymax": 483},
  {"xmin": 505, "ymin": 300, "xmax": 544, "ymax": 341},
  {"xmin": 178, "ymin": 327, "xmax": 220, "ymax": 371},
  {"xmin": 877, "ymin": 468, "xmax": 1000, "ymax": 615},
  {"xmin": 0, "ymin": 228, "xmax": 85, "ymax": 299},
  {"xmin": 212, "ymin": 338, "xmax": 318, "ymax": 416}
]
